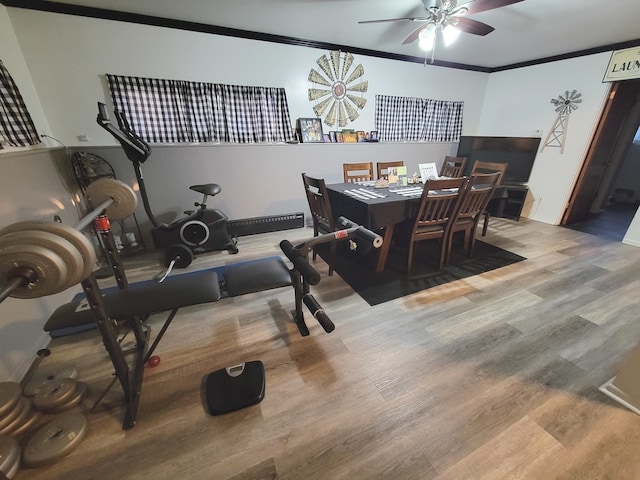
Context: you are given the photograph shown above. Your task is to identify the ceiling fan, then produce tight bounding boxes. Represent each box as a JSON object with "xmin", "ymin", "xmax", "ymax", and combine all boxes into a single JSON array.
[{"xmin": 359, "ymin": 0, "xmax": 525, "ymax": 63}]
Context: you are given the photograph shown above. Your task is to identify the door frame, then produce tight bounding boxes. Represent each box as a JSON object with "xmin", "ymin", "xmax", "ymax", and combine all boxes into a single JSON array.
[{"xmin": 561, "ymin": 79, "xmax": 640, "ymax": 226}]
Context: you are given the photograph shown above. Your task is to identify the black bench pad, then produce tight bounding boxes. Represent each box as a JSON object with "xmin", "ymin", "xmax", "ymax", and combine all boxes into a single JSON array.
[
  {"xmin": 45, "ymin": 270, "xmax": 221, "ymax": 332},
  {"xmin": 223, "ymin": 257, "xmax": 291, "ymax": 297}
]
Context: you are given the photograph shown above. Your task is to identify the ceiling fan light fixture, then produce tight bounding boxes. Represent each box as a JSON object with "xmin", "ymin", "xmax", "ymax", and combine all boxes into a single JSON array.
[
  {"xmin": 442, "ymin": 24, "xmax": 461, "ymax": 46},
  {"xmin": 418, "ymin": 26, "xmax": 436, "ymax": 51}
]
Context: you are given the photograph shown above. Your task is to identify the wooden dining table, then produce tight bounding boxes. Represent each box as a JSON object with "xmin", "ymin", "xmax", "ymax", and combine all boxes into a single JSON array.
[{"xmin": 326, "ymin": 182, "xmax": 425, "ymax": 272}]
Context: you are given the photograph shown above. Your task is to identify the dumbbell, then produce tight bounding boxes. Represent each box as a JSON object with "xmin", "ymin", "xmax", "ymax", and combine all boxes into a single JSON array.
[{"xmin": 0, "ymin": 178, "xmax": 138, "ymax": 302}]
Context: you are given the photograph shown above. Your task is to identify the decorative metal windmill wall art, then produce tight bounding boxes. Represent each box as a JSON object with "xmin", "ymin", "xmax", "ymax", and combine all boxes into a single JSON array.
[
  {"xmin": 541, "ymin": 89, "xmax": 582, "ymax": 154},
  {"xmin": 307, "ymin": 51, "xmax": 368, "ymax": 128}
]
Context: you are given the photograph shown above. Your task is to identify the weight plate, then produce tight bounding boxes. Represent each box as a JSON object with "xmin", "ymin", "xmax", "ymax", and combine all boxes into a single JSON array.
[
  {"xmin": 0, "ymin": 230, "xmax": 84, "ymax": 289},
  {"xmin": 0, "ymin": 398, "xmax": 30, "ymax": 436},
  {"xmin": 5, "ymin": 458, "xmax": 19, "ymax": 480},
  {"xmin": 0, "ymin": 434, "xmax": 20, "ymax": 476},
  {"xmin": 0, "ymin": 244, "xmax": 68, "ymax": 298},
  {"xmin": 85, "ymin": 178, "xmax": 138, "ymax": 220},
  {"xmin": 22, "ymin": 412, "xmax": 89, "ymax": 468},
  {"xmin": 0, "ymin": 398, "xmax": 28, "ymax": 434},
  {"xmin": 50, "ymin": 382, "xmax": 87, "ymax": 413},
  {"xmin": 165, "ymin": 244, "xmax": 193, "ymax": 268},
  {"xmin": 32, "ymin": 379, "xmax": 76, "ymax": 412},
  {"xmin": 0, "ymin": 384, "xmax": 21, "ymax": 418},
  {"xmin": 8, "ymin": 410, "xmax": 41, "ymax": 438},
  {"xmin": 0, "ymin": 221, "xmax": 96, "ymax": 283},
  {"xmin": 23, "ymin": 366, "xmax": 79, "ymax": 398}
]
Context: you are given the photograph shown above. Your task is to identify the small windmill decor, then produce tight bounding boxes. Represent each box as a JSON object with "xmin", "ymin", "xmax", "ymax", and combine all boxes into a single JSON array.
[{"xmin": 541, "ymin": 89, "xmax": 582, "ymax": 153}]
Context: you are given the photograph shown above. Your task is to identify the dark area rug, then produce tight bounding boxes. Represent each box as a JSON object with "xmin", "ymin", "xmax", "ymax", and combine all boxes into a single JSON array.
[{"xmin": 317, "ymin": 239, "xmax": 526, "ymax": 306}]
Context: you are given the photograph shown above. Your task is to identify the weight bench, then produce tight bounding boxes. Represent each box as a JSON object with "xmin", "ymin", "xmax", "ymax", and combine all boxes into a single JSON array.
[
  {"xmin": 44, "ymin": 257, "xmax": 293, "ymax": 334},
  {"xmin": 44, "ymin": 217, "xmax": 380, "ymax": 429}
]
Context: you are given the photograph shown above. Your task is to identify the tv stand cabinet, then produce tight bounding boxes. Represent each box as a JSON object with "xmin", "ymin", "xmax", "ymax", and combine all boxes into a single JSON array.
[{"xmin": 487, "ymin": 183, "xmax": 529, "ymax": 221}]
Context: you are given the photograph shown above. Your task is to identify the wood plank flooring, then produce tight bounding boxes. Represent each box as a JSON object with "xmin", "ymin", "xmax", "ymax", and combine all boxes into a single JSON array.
[{"xmin": 12, "ymin": 217, "xmax": 640, "ymax": 479}]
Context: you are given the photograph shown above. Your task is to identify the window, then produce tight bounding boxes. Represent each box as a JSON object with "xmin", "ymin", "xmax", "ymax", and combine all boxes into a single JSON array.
[
  {"xmin": 0, "ymin": 60, "xmax": 40, "ymax": 149},
  {"xmin": 106, "ymin": 74, "xmax": 295, "ymax": 144},
  {"xmin": 374, "ymin": 94, "xmax": 463, "ymax": 143}
]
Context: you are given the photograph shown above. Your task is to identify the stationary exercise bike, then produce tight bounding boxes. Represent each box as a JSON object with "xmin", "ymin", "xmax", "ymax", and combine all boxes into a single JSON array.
[{"xmin": 96, "ymin": 102, "xmax": 238, "ymax": 267}]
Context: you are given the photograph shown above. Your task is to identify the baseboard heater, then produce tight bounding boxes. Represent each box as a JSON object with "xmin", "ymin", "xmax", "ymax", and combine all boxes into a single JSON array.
[{"xmin": 227, "ymin": 212, "xmax": 305, "ymax": 237}]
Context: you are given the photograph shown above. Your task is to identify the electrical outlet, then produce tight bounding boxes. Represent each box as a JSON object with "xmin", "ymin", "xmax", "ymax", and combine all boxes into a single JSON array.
[{"xmin": 77, "ymin": 134, "xmax": 89, "ymax": 142}]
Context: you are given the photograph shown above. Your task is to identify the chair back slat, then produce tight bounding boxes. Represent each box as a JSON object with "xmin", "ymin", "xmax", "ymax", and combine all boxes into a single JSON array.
[
  {"xmin": 455, "ymin": 172, "xmax": 501, "ymax": 221},
  {"xmin": 302, "ymin": 173, "xmax": 337, "ymax": 275},
  {"xmin": 470, "ymin": 160, "xmax": 507, "ymax": 184},
  {"xmin": 302, "ymin": 173, "xmax": 335, "ymax": 229},
  {"xmin": 439, "ymin": 156, "xmax": 468, "ymax": 178},
  {"xmin": 376, "ymin": 161, "xmax": 404, "ymax": 180},
  {"xmin": 343, "ymin": 162, "xmax": 374, "ymax": 183},
  {"xmin": 405, "ymin": 177, "xmax": 469, "ymax": 272}
]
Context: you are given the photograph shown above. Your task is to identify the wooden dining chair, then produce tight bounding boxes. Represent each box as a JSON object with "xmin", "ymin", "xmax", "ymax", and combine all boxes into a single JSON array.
[
  {"xmin": 406, "ymin": 177, "xmax": 469, "ymax": 273},
  {"xmin": 376, "ymin": 161, "xmax": 404, "ymax": 180},
  {"xmin": 439, "ymin": 156, "xmax": 468, "ymax": 178},
  {"xmin": 301, "ymin": 173, "xmax": 337, "ymax": 276},
  {"xmin": 343, "ymin": 162, "xmax": 374, "ymax": 183},
  {"xmin": 469, "ymin": 161, "xmax": 508, "ymax": 236},
  {"xmin": 446, "ymin": 171, "xmax": 502, "ymax": 263}
]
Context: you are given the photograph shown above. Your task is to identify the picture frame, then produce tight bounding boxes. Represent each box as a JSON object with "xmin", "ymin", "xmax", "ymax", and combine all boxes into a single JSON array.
[
  {"xmin": 323, "ymin": 134, "xmax": 331, "ymax": 143},
  {"xmin": 336, "ymin": 132, "xmax": 344, "ymax": 143},
  {"xmin": 369, "ymin": 130, "xmax": 379, "ymax": 142},
  {"xmin": 297, "ymin": 118, "xmax": 324, "ymax": 143},
  {"xmin": 343, "ymin": 132, "xmax": 357, "ymax": 143},
  {"xmin": 357, "ymin": 131, "xmax": 366, "ymax": 142},
  {"xmin": 329, "ymin": 131, "xmax": 337, "ymax": 143}
]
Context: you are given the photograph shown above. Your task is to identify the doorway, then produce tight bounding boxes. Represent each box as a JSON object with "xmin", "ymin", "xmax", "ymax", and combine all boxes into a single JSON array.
[{"xmin": 562, "ymin": 78, "xmax": 640, "ymax": 241}]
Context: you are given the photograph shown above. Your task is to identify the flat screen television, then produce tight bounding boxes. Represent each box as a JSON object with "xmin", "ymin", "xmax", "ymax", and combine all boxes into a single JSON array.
[{"xmin": 456, "ymin": 136, "xmax": 541, "ymax": 184}]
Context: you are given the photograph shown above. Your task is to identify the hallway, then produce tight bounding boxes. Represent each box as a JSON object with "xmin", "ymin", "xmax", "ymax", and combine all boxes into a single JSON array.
[{"xmin": 565, "ymin": 201, "xmax": 638, "ymax": 241}]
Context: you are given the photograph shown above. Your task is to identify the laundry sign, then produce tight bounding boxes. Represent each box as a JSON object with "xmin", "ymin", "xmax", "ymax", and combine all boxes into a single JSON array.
[{"xmin": 603, "ymin": 46, "xmax": 640, "ymax": 82}]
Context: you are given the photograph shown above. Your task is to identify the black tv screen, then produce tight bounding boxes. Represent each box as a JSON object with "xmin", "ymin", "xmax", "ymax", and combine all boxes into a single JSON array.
[{"xmin": 456, "ymin": 136, "xmax": 541, "ymax": 184}]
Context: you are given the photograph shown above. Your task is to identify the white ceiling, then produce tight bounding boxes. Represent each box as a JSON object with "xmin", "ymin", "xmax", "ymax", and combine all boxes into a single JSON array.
[{"xmin": 10, "ymin": 0, "xmax": 640, "ymax": 69}]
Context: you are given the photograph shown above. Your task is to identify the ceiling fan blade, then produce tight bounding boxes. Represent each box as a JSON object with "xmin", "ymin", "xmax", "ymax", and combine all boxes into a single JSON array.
[
  {"xmin": 464, "ymin": 0, "xmax": 525, "ymax": 14},
  {"xmin": 358, "ymin": 17, "xmax": 427, "ymax": 24},
  {"xmin": 455, "ymin": 17, "xmax": 495, "ymax": 36},
  {"xmin": 403, "ymin": 24, "xmax": 429, "ymax": 45}
]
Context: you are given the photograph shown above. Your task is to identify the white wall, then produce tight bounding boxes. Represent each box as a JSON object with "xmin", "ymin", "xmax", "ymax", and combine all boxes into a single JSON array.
[
  {"xmin": 478, "ymin": 54, "xmax": 614, "ymax": 225},
  {"xmin": 0, "ymin": 149, "xmax": 85, "ymax": 381},
  {"xmin": 6, "ymin": 8, "xmax": 489, "ymax": 148}
]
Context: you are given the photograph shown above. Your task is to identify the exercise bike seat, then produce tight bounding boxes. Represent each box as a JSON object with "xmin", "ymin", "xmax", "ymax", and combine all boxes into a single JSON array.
[{"xmin": 190, "ymin": 184, "xmax": 221, "ymax": 197}]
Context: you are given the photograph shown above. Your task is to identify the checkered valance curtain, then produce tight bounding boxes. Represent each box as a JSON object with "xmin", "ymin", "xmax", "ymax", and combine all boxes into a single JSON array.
[
  {"xmin": 0, "ymin": 60, "xmax": 40, "ymax": 149},
  {"xmin": 106, "ymin": 74, "xmax": 295, "ymax": 144},
  {"xmin": 375, "ymin": 94, "xmax": 463, "ymax": 142}
]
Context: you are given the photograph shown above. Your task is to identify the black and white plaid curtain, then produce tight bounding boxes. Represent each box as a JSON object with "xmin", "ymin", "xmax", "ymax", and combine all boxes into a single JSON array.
[
  {"xmin": 0, "ymin": 60, "xmax": 40, "ymax": 149},
  {"xmin": 106, "ymin": 74, "xmax": 295, "ymax": 144},
  {"xmin": 375, "ymin": 94, "xmax": 463, "ymax": 143}
]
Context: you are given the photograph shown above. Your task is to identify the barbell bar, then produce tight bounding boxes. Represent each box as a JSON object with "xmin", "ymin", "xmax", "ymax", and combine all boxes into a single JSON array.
[{"xmin": 0, "ymin": 178, "xmax": 138, "ymax": 301}]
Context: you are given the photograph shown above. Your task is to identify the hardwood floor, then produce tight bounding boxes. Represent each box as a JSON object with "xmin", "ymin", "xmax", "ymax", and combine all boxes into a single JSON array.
[{"xmin": 11, "ymin": 217, "xmax": 640, "ymax": 479}]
